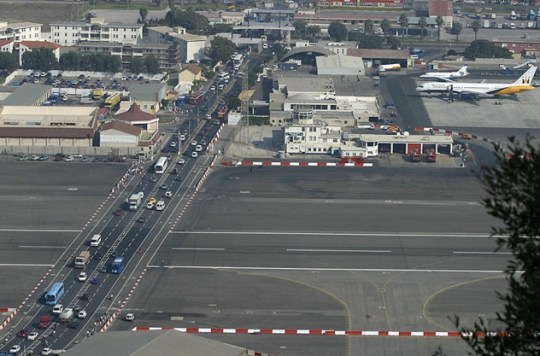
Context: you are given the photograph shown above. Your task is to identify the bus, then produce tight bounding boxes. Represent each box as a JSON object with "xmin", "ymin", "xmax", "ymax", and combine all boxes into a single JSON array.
[
  {"xmin": 44, "ymin": 282, "xmax": 64, "ymax": 305},
  {"xmin": 154, "ymin": 157, "xmax": 169, "ymax": 174},
  {"xmin": 111, "ymin": 257, "xmax": 125, "ymax": 274}
]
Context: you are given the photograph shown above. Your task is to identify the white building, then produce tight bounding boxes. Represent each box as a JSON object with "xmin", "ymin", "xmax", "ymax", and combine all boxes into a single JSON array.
[
  {"xmin": 50, "ymin": 18, "xmax": 143, "ymax": 46},
  {"xmin": 16, "ymin": 41, "xmax": 61, "ymax": 66},
  {"xmin": 196, "ymin": 11, "xmax": 245, "ymax": 25},
  {"xmin": 146, "ymin": 26, "xmax": 207, "ymax": 63},
  {"xmin": 316, "ymin": 55, "xmax": 365, "ymax": 76},
  {"xmin": 0, "ymin": 22, "xmax": 42, "ymax": 42}
]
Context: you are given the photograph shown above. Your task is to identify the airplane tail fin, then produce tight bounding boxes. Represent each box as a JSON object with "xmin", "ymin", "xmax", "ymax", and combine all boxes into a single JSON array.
[
  {"xmin": 459, "ymin": 66, "xmax": 468, "ymax": 75},
  {"xmin": 513, "ymin": 66, "xmax": 537, "ymax": 85}
]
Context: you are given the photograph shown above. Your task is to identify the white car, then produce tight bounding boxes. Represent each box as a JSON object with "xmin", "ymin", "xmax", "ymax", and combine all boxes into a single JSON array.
[
  {"xmin": 125, "ymin": 313, "xmax": 135, "ymax": 321},
  {"xmin": 177, "ymin": 158, "xmax": 185, "ymax": 165},
  {"xmin": 164, "ymin": 191, "xmax": 173, "ymax": 198},
  {"xmin": 191, "ymin": 151, "xmax": 198, "ymax": 158},
  {"xmin": 179, "ymin": 134, "xmax": 186, "ymax": 141},
  {"xmin": 10, "ymin": 345, "xmax": 21, "ymax": 353},
  {"xmin": 77, "ymin": 271, "xmax": 87, "ymax": 282},
  {"xmin": 146, "ymin": 202, "xmax": 154, "ymax": 209},
  {"xmin": 64, "ymin": 155, "xmax": 74, "ymax": 162},
  {"xmin": 52, "ymin": 304, "xmax": 63, "ymax": 315},
  {"xmin": 190, "ymin": 140, "xmax": 197, "ymax": 146},
  {"xmin": 41, "ymin": 348, "xmax": 53, "ymax": 355},
  {"xmin": 195, "ymin": 145, "xmax": 203, "ymax": 152},
  {"xmin": 78, "ymin": 310, "xmax": 87, "ymax": 319},
  {"xmin": 210, "ymin": 85, "xmax": 215, "ymax": 91},
  {"xmin": 170, "ymin": 141, "xmax": 177, "ymax": 148},
  {"xmin": 27, "ymin": 331, "xmax": 39, "ymax": 340}
]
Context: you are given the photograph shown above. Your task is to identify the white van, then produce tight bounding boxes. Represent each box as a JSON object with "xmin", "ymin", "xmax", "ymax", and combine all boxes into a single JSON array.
[
  {"xmin": 90, "ymin": 234, "xmax": 101, "ymax": 247},
  {"xmin": 156, "ymin": 201, "xmax": 165, "ymax": 211},
  {"xmin": 52, "ymin": 304, "xmax": 63, "ymax": 315}
]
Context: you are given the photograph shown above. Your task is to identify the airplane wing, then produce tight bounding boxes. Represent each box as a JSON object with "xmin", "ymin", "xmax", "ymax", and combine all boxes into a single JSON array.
[
  {"xmin": 438, "ymin": 78, "xmax": 455, "ymax": 82},
  {"xmin": 451, "ymin": 88, "xmax": 491, "ymax": 97}
]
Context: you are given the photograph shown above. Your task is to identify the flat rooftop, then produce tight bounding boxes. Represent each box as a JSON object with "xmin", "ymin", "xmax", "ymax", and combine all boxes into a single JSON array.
[{"xmin": 0, "ymin": 106, "xmax": 97, "ymax": 128}]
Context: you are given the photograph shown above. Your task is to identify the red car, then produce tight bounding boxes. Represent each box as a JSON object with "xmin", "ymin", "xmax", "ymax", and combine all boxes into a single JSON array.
[{"xmin": 17, "ymin": 329, "xmax": 28, "ymax": 338}]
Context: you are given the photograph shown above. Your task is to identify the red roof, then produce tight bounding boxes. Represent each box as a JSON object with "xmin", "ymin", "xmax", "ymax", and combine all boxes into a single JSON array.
[
  {"xmin": 100, "ymin": 120, "xmax": 141, "ymax": 136},
  {"xmin": 114, "ymin": 103, "xmax": 157, "ymax": 123},
  {"xmin": 429, "ymin": 0, "xmax": 453, "ymax": 17},
  {"xmin": 183, "ymin": 63, "xmax": 202, "ymax": 75},
  {"xmin": 18, "ymin": 41, "xmax": 61, "ymax": 50},
  {"xmin": 0, "ymin": 39, "xmax": 13, "ymax": 47}
]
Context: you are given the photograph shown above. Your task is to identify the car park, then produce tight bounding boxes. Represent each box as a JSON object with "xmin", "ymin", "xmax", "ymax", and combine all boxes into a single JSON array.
[
  {"xmin": 27, "ymin": 331, "xmax": 39, "ymax": 341},
  {"xmin": 77, "ymin": 272, "xmax": 87, "ymax": 282}
]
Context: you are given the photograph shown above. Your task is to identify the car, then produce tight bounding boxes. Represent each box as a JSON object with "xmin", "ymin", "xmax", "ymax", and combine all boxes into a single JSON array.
[
  {"xmin": 93, "ymin": 252, "xmax": 103, "ymax": 260},
  {"xmin": 17, "ymin": 329, "xmax": 28, "ymax": 338},
  {"xmin": 177, "ymin": 158, "xmax": 185, "ymax": 165},
  {"xmin": 210, "ymin": 85, "xmax": 215, "ymax": 91},
  {"xmin": 64, "ymin": 155, "xmax": 74, "ymax": 162},
  {"xmin": 191, "ymin": 140, "xmax": 197, "ymax": 146},
  {"xmin": 149, "ymin": 176, "xmax": 157, "ymax": 183},
  {"xmin": 73, "ymin": 305, "xmax": 82, "ymax": 312},
  {"xmin": 41, "ymin": 348, "xmax": 53, "ymax": 355},
  {"xmin": 125, "ymin": 313, "xmax": 135, "ymax": 321},
  {"xmin": 160, "ymin": 184, "xmax": 168, "ymax": 190},
  {"xmin": 170, "ymin": 141, "xmax": 177, "ymax": 148},
  {"xmin": 171, "ymin": 168, "xmax": 179, "ymax": 175},
  {"xmin": 206, "ymin": 114, "xmax": 212, "ymax": 120},
  {"xmin": 136, "ymin": 217, "xmax": 146, "ymax": 223},
  {"xmin": 148, "ymin": 197, "xmax": 158, "ymax": 204},
  {"xmin": 533, "ymin": 81, "xmax": 540, "ymax": 87},
  {"xmin": 191, "ymin": 151, "xmax": 199, "ymax": 158},
  {"xmin": 182, "ymin": 130, "xmax": 188, "ymax": 135},
  {"xmin": 195, "ymin": 145, "xmax": 203, "ymax": 152},
  {"xmin": 38, "ymin": 155, "xmax": 49, "ymax": 161},
  {"xmin": 67, "ymin": 321, "xmax": 79, "ymax": 329},
  {"xmin": 110, "ymin": 251, "xmax": 117, "ymax": 258},
  {"xmin": 80, "ymin": 293, "xmax": 89, "ymax": 301},
  {"xmin": 52, "ymin": 304, "xmax": 63, "ymax": 315},
  {"xmin": 180, "ymin": 134, "xmax": 186, "ymax": 141},
  {"xmin": 200, "ymin": 139, "xmax": 207, "ymax": 145},
  {"xmin": 146, "ymin": 202, "xmax": 154, "ymax": 209},
  {"xmin": 78, "ymin": 310, "xmax": 87, "ymax": 319},
  {"xmin": 164, "ymin": 191, "xmax": 173, "ymax": 198},
  {"xmin": 113, "ymin": 209, "xmax": 123, "ymax": 216},
  {"xmin": 99, "ymin": 266, "xmax": 108, "ymax": 273},
  {"xmin": 77, "ymin": 271, "xmax": 87, "ymax": 282},
  {"xmin": 9, "ymin": 345, "xmax": 21, "ymax": 353},
  {"xmin": 175, "ymin": 175, "xmax": 183, "ymax": 181},
  {"xmin": 27, "ymin": 331, "xmax": 39, "ymax": 341}
]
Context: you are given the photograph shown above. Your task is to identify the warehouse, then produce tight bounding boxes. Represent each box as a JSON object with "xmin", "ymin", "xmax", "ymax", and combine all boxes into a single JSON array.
[{"xmin": 316, "ymin": 54, "xmax": 365, "ymax": 76}]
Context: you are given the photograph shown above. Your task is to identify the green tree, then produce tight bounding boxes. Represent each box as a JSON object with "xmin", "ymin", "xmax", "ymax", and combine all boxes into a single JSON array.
[
  {"xmin": 364, "ymin": 19, "xmax": 374, "ymax": 35},
  {"xmin": 0, "ymin": 52, "xmax": 19, "ymax": 72},
  {"xmin": 168, "ymin": 0, "xmax": 175, "ymax": 10},
  {"xmin": 209, "ymin": 23, "xmax": 233, "ymax": 34},
  {"xmin": 398, "ymin": 13, "xmax": 408, "ymax": 38},
  {"xmin": 227, "ymin": 96, "xmax": 241, "ymax": 110},
  {"xmin": 463, "ymin": 40, "xmax": 512, "ymax": 60},
  {"xmin": 471, "ymin": 20, "xmax": 481, "ymax": 41},
  {"xmin": 349, "ymin": 32, "xmax": 384, "ymax": 49},
  {"xmin": 144, "ymin": 55, "xmax": 160, "ymax": 74},
  {"xmin": 209, "ymin": 36, "xmax": 236, "ymax": 65},
  {"xmin": 306, "ymin": 25, "xmax": 320, "ymax": 42},
  {"xmin": 21, "ymin": 48, "xmax": 58, "ymax": 71},
  {"xmin": 381, "ymin": 18, "xmax": 392, "ymax": 38},
  {"xmin": 59, "ymin": 52, "xmax": 81, "ymax": 70},
  {"xmin": 293, "ymin": 20, "xmax": 307, "ymax": 39},
  {"xmin": 167, "ymin": 8, "xmax": 209, "ymax": 34},
  {"xmin": 418, "ymin": 16, "xmax": 427, "ymax": 40},
  {"xmin": 139, "ymin": 7, "xmax": 148, "ymax": 23},
  {"xmin": 454, "ymin": 136, "xmax": 540, "ymax": 355},
  {"xmin": 130, "ymin": 57, "xmax": 146, "ymax": 74},
  {"xmin": 451, "ymin": 21, "xmax": 463, "ymax": 42},
  {"xmin": 436, "ymin": 16, "xmax": 444, "ymax": 41},
  {"xmin": 387, "ymin": 36, "xmax": 401, "ymax": 49},
  {"xmin": 273, "ymin": 43, "xmax": 288, "ymax": 60},
  {"xmin": 328, "ymin": 21, "xmax": 348, "ymax": 42}
]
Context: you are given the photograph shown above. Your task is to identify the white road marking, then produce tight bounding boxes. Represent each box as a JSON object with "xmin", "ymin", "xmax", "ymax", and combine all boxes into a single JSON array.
[
  {"xmin": 0, "ymin": 264, "xmax": 54, "ymax": 267},
  {"xmin": 0, "ymin": 229, "xmax": 81, "ymax": 232},
  {"xmin": 239, "ymin": 191, "xmax": 250, "ymax": 194},
  {"xmin": 287, "ymin": 249, "xmax": 391, "ymax": 253},
  {"xmin": 172, "ymin": 248, "xmax": 225, "ymax": 251},
  {"xmin": 19, "ymin": 246, "xmax": 66, "ymax": 249},
  {"xmin": 453, "ymin": 251, "xmax": 512, "ymax": 255},
  {"xmin": 149, "ymin": 265, "xmax": 506, "ymax": 273},
  {"xmin": 170, "ymin": 231, "xmax": 492, "ymax": 238}
]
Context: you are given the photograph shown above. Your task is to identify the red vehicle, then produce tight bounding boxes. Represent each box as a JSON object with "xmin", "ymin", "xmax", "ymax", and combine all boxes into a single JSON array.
[
  {"xmin": 189, "ymin": 92, "xmax": 204, "ymax": 105},
  {"xmin": 217, "ymin": 106, "xmax": 228, "ymax": 120},
  {"xmin": 38, "ymin": 315, "xmax": 51, "ymax": 329},
  {"xmin": 17, "ymin": 329, "xmax": 28, "ymax": 338}
]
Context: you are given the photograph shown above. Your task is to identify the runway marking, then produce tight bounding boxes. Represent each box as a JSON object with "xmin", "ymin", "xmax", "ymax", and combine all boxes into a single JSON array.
[
  {"xmin": 453, "ymin": 251, "xmax": 512, "ymax": 255},
  {"xmin": 19, "ymin": 246, "xmax": 66, "ymax": 249},
  {"xmin": 149, "ymin": 265, "xmax": 505, "ymax": 273},
  {"xmin": 287, "ymin": 249, "xmax": 391, "ymax": 253},
  {"xmin": 172, "ymin": 248, "xmax": 225, "ymax": 251},
  {"xmin": 0, "ymin": 229, "xmax": 82, "ymax": 232},
  {"xmin": 170, "ymin": 231, "xmax": 492, "ymax": 238}
]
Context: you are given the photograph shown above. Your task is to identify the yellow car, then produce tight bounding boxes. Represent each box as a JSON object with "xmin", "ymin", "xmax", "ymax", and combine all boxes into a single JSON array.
[{"xmin": 148, "ymin": 197, "xmax": 157, "ymax": 205}]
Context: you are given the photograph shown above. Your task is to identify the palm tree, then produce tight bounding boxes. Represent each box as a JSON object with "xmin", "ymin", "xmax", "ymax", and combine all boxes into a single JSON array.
[
  {"xmin": 418, "ymin": 17, "xmax": 427, "ymax": 40},
  {"xmin": 381, "ymin": 19, "xmax": 392, "ymax": 38},
  {"xmin": 364, "ymin": 19, "xmax": 374, "ymax": 35},
  {"xmin": 435, "ymin": 16, "xmax": 444, "ymax": 41},
  {"xmin": 398, "ymin": 13, "xmax": 408, "ymax": 39},
  {"xmin": 471, "ymin": 20, "xmax": 481, "ymax": 41},
  {"xmin": 452, "ymin": 21, "xmax": 463, "ymax": 42}
]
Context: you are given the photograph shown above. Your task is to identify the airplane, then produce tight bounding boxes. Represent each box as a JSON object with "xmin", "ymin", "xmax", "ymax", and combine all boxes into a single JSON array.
[
  {"xmin": 416, "ymin": 65, "xmax": 537, "ymax": 101},
  {"xmin": 420, "ymin": 66, "xmax": 469, "ymax": 81}
]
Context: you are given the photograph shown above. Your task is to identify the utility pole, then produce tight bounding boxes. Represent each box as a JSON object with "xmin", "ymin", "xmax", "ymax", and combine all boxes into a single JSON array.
[{"xmin": 241, "ymin": 71, "xmax": 249, "ymax": 146}]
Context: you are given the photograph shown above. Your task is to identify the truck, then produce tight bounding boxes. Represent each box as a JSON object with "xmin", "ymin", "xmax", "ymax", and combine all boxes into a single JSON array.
[
  {"xmin": 73, "ymin": 251, "xmax": 90, "ymax": 269},
  {"xmin": 92, "ymin": 88, "xmax": 104, "ymax": 100},
  {"xmin": 510, "ymin": 11, "xmax": 517, "ymax": 20},
  {"xmin": 59, "ymin": 308, "xmax": 73, "ymax": 323},
  {"xmin": 189, "ymin": 91, "xmax": 204, "ymax": 105},
  {"xmin": 104, "ymin": 93, "xmax": 122, "ymax": 109},
  {"xmin": 129, "ymin": 193, "xmax": 142, "ymax": 211},
  {"xmin": 483, "ymin": 19, "xmax": 490, "ymax": 28},
  {"xmin": 38, "ymin": 315, "xmax": 51, "ymax": 329},
  {"xmin": 378, "ymin": 63, "xmax": 401, "ymax": 76}
]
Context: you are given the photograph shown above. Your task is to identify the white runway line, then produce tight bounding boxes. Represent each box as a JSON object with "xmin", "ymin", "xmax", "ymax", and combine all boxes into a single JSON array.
[{"xmin": 287, "ymin": 249, "xmax": 392, "ymax": 253}]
